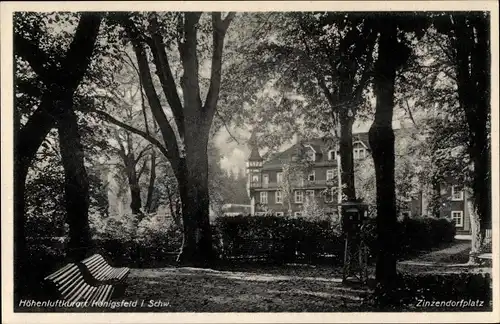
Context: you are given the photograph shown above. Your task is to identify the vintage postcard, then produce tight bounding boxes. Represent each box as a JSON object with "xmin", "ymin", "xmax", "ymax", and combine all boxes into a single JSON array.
[{"xmin": 1, "ymin": 1, "xmax": 498, "ymax": 323}]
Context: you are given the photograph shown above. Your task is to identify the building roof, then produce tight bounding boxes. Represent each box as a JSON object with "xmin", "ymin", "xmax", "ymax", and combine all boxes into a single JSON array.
[{"xmin": 261, "ymin": 132, "xmax": 372, "ymax": 170}]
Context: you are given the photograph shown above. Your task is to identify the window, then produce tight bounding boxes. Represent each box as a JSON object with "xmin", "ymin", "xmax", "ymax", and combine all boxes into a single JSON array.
[
  {"xmin": 306, "ymin": 190, "xmax": 315, "ymax": 201},
  {"xmin": 275, "ymin": 212, "xmax": 284, "ymax": 216},
  {"xmin": 262, "ymin": 174, "xmax": 269, "ymax": 188},
  {"xmin": 276, "ymin": 172, "xmax": 283, "ymax": 184},
  {"xmin": 298, "ymin": 175, "xmax": 305, "ymax": 187},
  {"xmin": 294, "ymin": 212, "xmax": 302, "ymax": 217},
  {"xmin": 451, "ymin": 186, "xmax": 464, "ymax": 201},
  {"xmin": 294, "ymin": 190, "xmax": 303, "ymax": 203},
  {"xmin": 306, "ymin": 147, "xmax": 316, "ymax": 161},
  {"xmin": 260, "ymin": 191, "xmax": 268, "ymax": 204},
  {"xmin": 353, "ymin": 148, "xmax": 366, "ymax": 159},
  {"xmin": 328, "ymin": 150, "xmax": 336, "ymax": 160},
  {"xmin": 451, "ymin": 211, "xmax": 464, "ymax": 227},
  {"xmin": 275, "ymin": 191, "xmax": 283, "ymax": 204},
  {"xmin": 252, "ymin": 174, "xmax": 259, "ymax": 183},
  {"xmin": 326, "ymin": 169, "xmax": 335, "ymax": 181},
  {"xmin": 308, "ymin": 170, "xmax": 315, "ymax": 182},
  {"xmin": 324, "ymin": 187, "xmax": 335, "ymax": 203}
]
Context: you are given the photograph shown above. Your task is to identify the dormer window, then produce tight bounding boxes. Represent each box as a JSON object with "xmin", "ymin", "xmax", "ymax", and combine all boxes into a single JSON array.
[
  {"xmin": 304, "ymin": 144, "xmax": 316, "ymax": 162},
  {"xmin": 328, "ymin": 149, "xmax": 340, "ymax": 160},
  {"xmin": 353, "ymin": 141, "xmax": 367, "ymax": 159},
  {"xmin": 306, "ymin": 149, "xmax": 315, "ymax": 162},
  {"xmin": 308, "ymin": 170, "xmax": 315, "ymax": 182}
]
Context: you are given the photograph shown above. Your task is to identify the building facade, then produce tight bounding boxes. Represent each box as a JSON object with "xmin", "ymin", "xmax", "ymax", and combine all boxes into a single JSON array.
[{"xmin": 246, "ymin": 132, "xmax": 471, "ymax": 234}]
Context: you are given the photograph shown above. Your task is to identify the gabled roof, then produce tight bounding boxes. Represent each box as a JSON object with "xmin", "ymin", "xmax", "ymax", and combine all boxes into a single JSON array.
[{"xmin": 261, "ymin": 133, "xmax": 372, "ymax": 169}]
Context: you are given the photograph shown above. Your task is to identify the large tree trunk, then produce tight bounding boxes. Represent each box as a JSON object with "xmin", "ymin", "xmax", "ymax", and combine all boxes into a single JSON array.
[
  {"xmin": 57, "ymin": 108, "xmax": 91, "ymax": 262},
  {"xmin": 467, "ymin": 197, "xmax": 483, "ymax": 264},
  {"xmin": 453, "ymin": 14, "xmax": 491, "ymax": 255},
  {"xmin": 339, "ymin": 114, "xmax": 356, "ymax": 201},
  {"xmin": 176, "ymin": 134, "xmax": 215, "ymax": 266},
  {"xmin": 14, "ymin": 14, "xmax": 101, "ymax": 301},
  {"xmin": 369, "ymin": 24, "xmax": 400, "ymax": 291}
]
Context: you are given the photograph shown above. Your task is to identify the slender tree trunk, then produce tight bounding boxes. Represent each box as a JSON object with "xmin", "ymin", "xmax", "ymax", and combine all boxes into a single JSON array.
[
  {"xmin": 369, "ymin": 24, "xmax": 400, "ymax": 291},
  {"xmin": 430, "ymin": 179, "xmax": 441, "ymax": 218},
  {"xmin": 145, "ymin": 149, "xmax": 157, "ymax": 213},
  {"xmin": 126, "ymin": 163, "xmax": 143, "ymax": 217},
  {"xmin": 339, "ymin": 114, "xmax": 356, "ymax": 200},
  {"xmin": 57, "ymin": 107, "xmax": 91, "ymax": 262}
]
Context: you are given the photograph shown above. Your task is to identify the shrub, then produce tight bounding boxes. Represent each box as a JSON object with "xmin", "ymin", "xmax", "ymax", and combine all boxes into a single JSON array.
[
  {"xmin": 398, "ymin": 216, "xmax": 455, "ymax": 257},
  {"xmin": 90, "ymin": 212, "xmax": 183, "ymax": 267}
]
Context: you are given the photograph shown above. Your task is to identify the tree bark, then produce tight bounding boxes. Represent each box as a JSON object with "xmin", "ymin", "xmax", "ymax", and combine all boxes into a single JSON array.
[
  {"xmin": 125, "ymin": 157, "xmax": 143, "ymax": 217},
  {"xmin": 452, "ymin": 14, "xmax": 491, "ymax": 253},
  {"xmin": 57, "ymin": 108, "xmax": 91, "ymax": 261},
  {"xmin": 176, "ymin": 133, "xmax": 215, "ymax": 266},
  {"xmin": 369, "ymin": 23, "xmax": 401, "ymax": 291},
  {"xmin": 339, "ymin": 114, "xmax": 356, "ymax": 200},
  {"xmin": 467, "ymin": 197, "xmax": 483, "ymax": 264}
]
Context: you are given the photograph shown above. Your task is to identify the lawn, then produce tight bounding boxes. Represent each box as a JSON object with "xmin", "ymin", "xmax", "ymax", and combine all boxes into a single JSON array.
[
  {"xmin": 119, "ymin": 264, "xmax": 370, "ymax": 312},
  {"xmin": 16, "ymin": 240, "xmax": 491, "ymax": 313}
]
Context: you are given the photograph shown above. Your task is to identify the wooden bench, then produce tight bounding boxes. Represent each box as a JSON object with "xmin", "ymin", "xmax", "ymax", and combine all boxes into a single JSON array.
[
  {"xmin": 79, "ymin": 254, "xmax": 130, "ymax": 284},
  {"xmin": 44, "ymin": 263, "xmax": 115, "ymax": 303}
]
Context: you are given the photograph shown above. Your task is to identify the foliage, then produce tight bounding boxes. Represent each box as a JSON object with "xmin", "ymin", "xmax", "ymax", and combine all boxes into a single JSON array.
[
  {"xmin": 89, "ymin": 212, "xmax": 183, "ymax": 267},
  {"xmin": 300, "ymin": 198, "xmax": 329, "ymax": 222},
  {"xmin": 24, "ymin": 130, "xmax": 109, "ymax": 239}
]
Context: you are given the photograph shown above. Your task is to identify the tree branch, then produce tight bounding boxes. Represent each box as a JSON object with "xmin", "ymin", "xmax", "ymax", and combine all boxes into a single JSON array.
[
  {"xmin": 120, "ymin": 15, "xmax": 181, "ymax": 165},
  {"xmin": 134, "ymin": 144, "xmax": 153, "ymax": 164},
  {"xmin": 91, "ymin": 108, "xmax": 172, "ymax": 161},
  {"xmin": 179, "ymin": 12, "xmax": 203, "ymax": 114},
  {"xmin": 204, "ymin": 12, "xmax": 235, "ymax": 117},
  {"xmin": 148, "ymin": 15, "xmax": 185, "ymax": 137},
  {"xmin": 215, "ymin": 109, "xmax": 240, "ymax": 144},
  {"xmin": 137, "ymin": 157, "xmax": 149, "ymax": 179},
  {"xmin": 60, "ymin": 13, "xmax": 103, "ymax": 91},
  {"xmin": 13, "ymin": 34, "xmax": 52, "ymax": 83}
]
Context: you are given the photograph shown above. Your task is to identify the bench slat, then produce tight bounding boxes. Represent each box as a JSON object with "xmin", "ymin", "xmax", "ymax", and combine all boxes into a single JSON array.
[{"xmin": 44, "ymin": 254, "xmax": 128, "ymax": 306}]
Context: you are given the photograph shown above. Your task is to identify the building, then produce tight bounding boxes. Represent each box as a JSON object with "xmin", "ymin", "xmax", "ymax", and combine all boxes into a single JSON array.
[{"xmin": 246, "ymin": 131, "xmax": 471, "ymax": 235}]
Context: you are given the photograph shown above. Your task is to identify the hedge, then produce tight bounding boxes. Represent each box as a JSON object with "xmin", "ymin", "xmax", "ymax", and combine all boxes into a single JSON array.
[
  {"xmin": 25, "ymin": 214, "xmax": 455, "ymax": 269},
  {"xmin": 213, "ymin": 214, "xmax": 456, "ymax": 263}
]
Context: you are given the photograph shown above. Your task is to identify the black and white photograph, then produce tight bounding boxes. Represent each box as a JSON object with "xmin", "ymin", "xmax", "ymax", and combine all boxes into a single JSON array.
[{"xmin": 1, "ymin": 1, "xmax": 498, "ymax": 323}]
